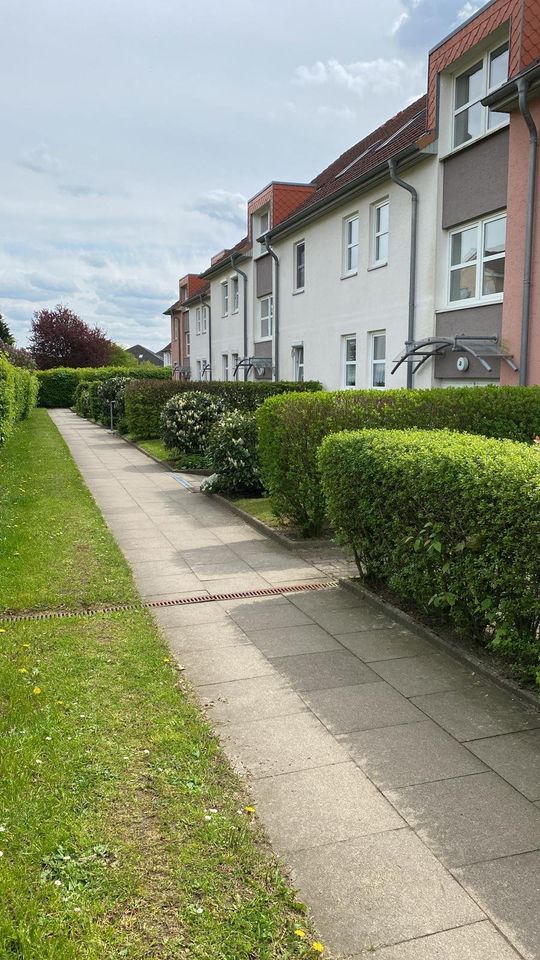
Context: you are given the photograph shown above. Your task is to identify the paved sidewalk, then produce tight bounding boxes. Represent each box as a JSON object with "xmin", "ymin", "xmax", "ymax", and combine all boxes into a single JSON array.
[{"xmin": 51, "ymin": 410, "xmax": 540, "ymax": 960}]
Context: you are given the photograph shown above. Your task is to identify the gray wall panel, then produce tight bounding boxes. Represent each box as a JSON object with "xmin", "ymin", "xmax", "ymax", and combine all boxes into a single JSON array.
[
  {"xmin": 434, "ymin": 303, "xmax": 503, "ymax": 380},
  {"xmin": 442, "ymin": 128, "xmax": 509, "ymax": 229}
]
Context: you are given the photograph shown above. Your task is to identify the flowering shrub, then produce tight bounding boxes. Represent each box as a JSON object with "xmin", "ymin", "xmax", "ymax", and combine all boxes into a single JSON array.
[
  {"xmin": 204, "ymin": 411, "xmax": 263, "ymax": 495},
  {"xmin": 160, "ymin": 391, "xmax": 223, "ymax": 454}
]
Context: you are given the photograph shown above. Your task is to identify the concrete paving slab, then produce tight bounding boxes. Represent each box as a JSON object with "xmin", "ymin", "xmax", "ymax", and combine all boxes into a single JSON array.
[
  {"xmin": 218, "ymin": 712, "xmax": 349, "ymax": 778},
  {"xmin": 165, "ymin": 620, "xmax": 250, "ymax": 652},
  {"xmin": 252, "ymin": 761, "xmax": 403, "ymax": 852},
  {"xmin": 411, "ymin": 685, "xmax": 540, "ymax": 741},
  {"xmin": 464, "ymin": 729, "xmax": 540, "ymax": 800},
  {"xmin": 199, "ymin": 674, "xmax": 307, "ymax": 724},
  {"xmin": 289, "ymin": 586, "xmax": 369, "ymax": 614},
  {"xmin": 454, "ymin": 851, "xmax": 540, "ymax": 960},
  {"xmin": 370, "ymin": 653, "xmax": 478, "ymax": 697},
  {"xmin": 135, "ymin": 573, "xmax": 206, "ymax": 597},
  {"xmin": 273, "ymin": 650, "xmax": 380, "ymax": 692},
  {"xmin": 176, "ymin": 645, "xmax": 274, "ymax": 686},
  {"xmin": 248, "ymin": 623, "xmax": 340, "ymax": 658},
  {"xmin": 308, "ymin": 605, "xmax": 397, "ymax": 634},
  {"xmin": 203, "ymin": 574, "xmax": 272, "ymax": 594},
  {"xmin": 153, "ymin": 603, "xmax": 231, "ymax": 628},
  {"xmin": 288, "ymin": 830, "xmax": 483, "ymax": 956},
  {"xmin": 224, "ymin": 597, "xmax": 313, "ymax": 631},
  {"xmin": 303, "ymin": 680, "xmax": 424, "ymax": 734},
  {"xmin": 387, "ymin": 771, "xmax": 540, "ymax": 868},
  {"xmin": 352, "ymin": 921, "xmax": 522, "ymax": 959},
  {"xmin": 337, "ymin": 627, "xmax": 435, "ymax": 662},
  {"xmin": 344, "ymin": 719, "xmax": 487, "ymax": 789}
]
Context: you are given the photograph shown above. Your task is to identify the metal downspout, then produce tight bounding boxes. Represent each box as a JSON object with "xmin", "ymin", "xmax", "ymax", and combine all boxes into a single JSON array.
[
  {"xmin": 517, "ymin": 76, "xmax": 538, "ymax": 386},
  {"xmin": 388, "ymin": 158, "xmax": 418, "ymax": 389},
  {"xmin": 263, "ymin": 237, "xmax": 280, "ymax": 380},
  {"xmin": 200, "ymin": 293, "xmax": 212, "ymax": 381},
  {"xmin": 231, "ymin": 254, "xmax": 249, "ymax": 381}
]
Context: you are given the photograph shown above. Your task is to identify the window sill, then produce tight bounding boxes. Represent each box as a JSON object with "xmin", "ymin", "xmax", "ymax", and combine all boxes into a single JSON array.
[
  {"xmin": 368, "ymin": 261, "xmax": 388, "ymax": 272},
  {"xmin": 292, "ymin": 288, "xmax": 305, "ymax": 296},
  {"xmin": 341, "ymin": 271, "xmax": 358, "ymax": 280},
  {"xmin": 437, "ymin": 296, "xmax": 503, "ymax": 313},
  {"xmin": 257, "ymin": 336, "xmax": 273, "ymax": 343},
  {"xmin": 440, "ymin": 121, "xmax": 509, "ymax": 161}
]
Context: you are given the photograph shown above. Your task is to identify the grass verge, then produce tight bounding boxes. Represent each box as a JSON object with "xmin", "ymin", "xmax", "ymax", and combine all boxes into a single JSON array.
[
  {"xmin": 0, "ymin": 412, "xmax": 318, "ymax": 959},
  {"xmin": 233, "ymin": 497, "xmax": 283, "ymax": 529},
  {"xmin": 134, "ymin": 438, "xmax": 210, "ymax": 473}
]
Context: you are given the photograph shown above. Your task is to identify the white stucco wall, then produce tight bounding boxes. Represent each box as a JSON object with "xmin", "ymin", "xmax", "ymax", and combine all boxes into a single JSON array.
[
  {"xmin": 272, "ymin": 155, "xmax": 438, "ymax": 390},
  {"xmin": 187, "ymin": 304, "xmax": 210, "ymax": 381},
  {"xmin": 209, "ymin": 257, "xmax": 254, "ymax": 380}
]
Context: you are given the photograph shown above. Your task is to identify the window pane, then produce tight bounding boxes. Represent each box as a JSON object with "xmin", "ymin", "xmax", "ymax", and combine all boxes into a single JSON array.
[
  {"xmin": 376, "ymin": 232, "xmax": 388, "ymax": 263},
  {"xmin": 455, "ymin": 62, "xmax": 483, "ymax": 108},
  {"xmin": 260, "ymin": 211, "xmax": 269, "ymax": 233},
  {"xmin": 482, "ymin": 257, "xmax": 505, "ymax": 295},
  {"xmin": 372, "ymin": 362, "xmax": 385, "ymax": 388},
  {"xmin": 454, "ymin": 101, "xmax": 483, "ymax": 145},
  {"xmin": 450, "ymin": 265, "xmax": 477, "ymax": 300},
  {"xmin": 373, "ymin": 334, "xmax": 386, "ymax": 361},
  {"xmin": 484, "ymin": 217, "xmax": 506, "ymax": 257},
  {"xmin": 451, "ymin": 226, "xmax": 478, "ymax": 266},
  {"xmin": 345, "ymin": 364, "xmax": 356, "ymax": 387},
  {"xmin": 346, "ymin": 338, "xmax": 356, "ymax": 362},
  {"xmin": 348, "ymin": 217, "xmax": 359, "ymax": 245},
  {"xmin": 487, "ymin": 107, "xmax": 508, "ymax": 129},
  {"xmin": 348, "ymin": 244, "xmax": 358, "ymax": 272},
  {"xmin": 377, "ymin": 203, "xmax": 389, "ymax": 234},
  {"xmin": 489, "ymin": 44, "xmax": 509, "ymax": 89}
]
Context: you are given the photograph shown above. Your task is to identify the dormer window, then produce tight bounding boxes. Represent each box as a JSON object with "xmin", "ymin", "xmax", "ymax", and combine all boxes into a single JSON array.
[
  {"xmin": 256, "ymin": 208, "xmax": 270, "ymax": 255},
  {"xmin": 453, "ymin": 42, "xmax": 509, "ymax": 149}
]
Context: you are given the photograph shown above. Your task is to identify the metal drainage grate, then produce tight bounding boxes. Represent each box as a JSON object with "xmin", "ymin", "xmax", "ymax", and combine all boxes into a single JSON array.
[{"xmin": 0, "ymin": 580, "xmax": 338, "ymax": 624}]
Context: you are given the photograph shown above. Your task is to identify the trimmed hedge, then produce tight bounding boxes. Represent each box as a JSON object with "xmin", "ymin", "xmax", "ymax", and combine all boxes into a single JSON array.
[
  {"xmin": 257, "ymin": 386, "xmax": 540, "ymax": 535},
  {"xmin": 319, "ymin": 428, "xmax": 540, "ymax": 684},
  {"xmin": 36, "ymin": 364, "xmax": 170, "ymax": 408},
  {"xmin": 0, "ymin": 356, "xmax": 39, "ymax": 444},
  {"xmin": 123, "ymin": 378, "xmax": 322, "ymax": 440}
]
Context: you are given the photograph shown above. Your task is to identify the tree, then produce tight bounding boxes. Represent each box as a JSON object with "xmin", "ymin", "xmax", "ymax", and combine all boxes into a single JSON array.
[
  {"xmin": 29, "ymin": 305, "xmax": 114, "ymax": 369},
  {"xmin": 108, "ymin": 342, "xmax": 137, "ymax": 367},
  {"xmin": 0, "ymin": 315, "xmax": 15, "ymax": 346}
]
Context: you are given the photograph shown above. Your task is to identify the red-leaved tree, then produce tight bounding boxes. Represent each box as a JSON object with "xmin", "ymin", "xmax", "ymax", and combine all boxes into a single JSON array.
[{"xmin": 29, "ymin": 305, "xmax": 114, "ymax": 369}]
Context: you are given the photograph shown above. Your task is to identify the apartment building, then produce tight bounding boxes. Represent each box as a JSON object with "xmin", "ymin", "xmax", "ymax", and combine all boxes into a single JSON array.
[
  {"xmin": 164, "ymin": 273, "xmax": 208, "ymax": 378},
  {"xmin": 166, "ymin": 0, "xmax": 540, "ymax": 388}
]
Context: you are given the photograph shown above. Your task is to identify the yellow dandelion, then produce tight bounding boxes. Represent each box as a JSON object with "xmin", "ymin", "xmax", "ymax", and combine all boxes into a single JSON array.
[
  {"xmin": 32, "ymin": 687, "xmax": 41, "ymax": 695},
  {"xmin": 244, "ymin": 806, "xmax": 256, "ymax": 814},
  {"xmin": 18, "ymin": 668, "xmax": 28, "ymax": 674},
  {"xmin": 55, "ymin": 700, "xmax": 64, "ymax": 705},
  {"xmin": 311, "ymin": 943, "xmax": 324, "ymax": 954},
  {"xmin": 163, "ymin": 657, "xmax": 171, "ymax": 663},
  {"xmin": 23, "ymin": 644, "xmax": 30, "ymax": 649},
  {"xmin": 0, "ymin": 629, "xmax": 6, "ymax": 633},
  {"xmin": 294, "ymin": 929, "xmax": 306, "ymax": 939}
]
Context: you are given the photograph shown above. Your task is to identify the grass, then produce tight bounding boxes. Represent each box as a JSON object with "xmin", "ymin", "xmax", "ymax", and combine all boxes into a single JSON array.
[
  {"xmin": 233, "ymin": 497, "xmax": 283, "ymax": 528},
  {"xmin": 134, "ymin": 438, "xmax": 210, "ymax": 473},
  {"xmin": 0, "ymin": 411, "xmax": 319, "ymax": 959}
]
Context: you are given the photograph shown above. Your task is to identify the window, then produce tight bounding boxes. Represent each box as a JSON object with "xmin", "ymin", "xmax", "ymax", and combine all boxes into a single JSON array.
[
  {"xmin": 259, "ymin": 297, "xmax": 273, "ymax": 339},
  {"xmin": 344, "ymin": 215, "xmax": 359, "ymax": 275},
  {"xmin": 370, "ymin": 331, "xmax": 386, "ymax": 388},
  {"xmin": 195, "ymin": 307, "xmax": 201, "ymax": 335},
  {"xmin": 232, "ymin": 352, "xmax": 239, "ymax": 380},
  {"xmin": 343, "ymin": 336, "xmax": 357, "ymax": 388},
  {"xmin": 256, "ymin": 208, "xmax": 270, "ymax": 254},
  {"xmin": 201, "ymin": 306, "xmax": 207, "ymax": 335},
  {"xmin": 292, "ymin": 345, "xmax": 304, "ymax": 382},
  {"xmin": 372, "ymin": 201, "xmax": 389, "ymax": 266},
  {"xmin": 232, "ymin": 276, "xmax": 239, "ymax": 312},
  {"xmin": 449, "ymin": 213, "xmax": 506, "ymax": 303},
  {"xmin": 294, "ymin": 241, "xmax": 305, "ymax": 291},
  {"xmin": 222, "ymin": 354, "xmax": 229, "ymax": 381},
  {"xmin": 453, "ymin": 42, "xmax": 509, "ymax": 148},
  {"xmin": 221, "ymin": 281, "xmax": 229, "ymax": 316},
  {"xmin": 185, "ymin": 319, "xmax": 190, "ymax": 357},
  {"xmin": 179, "ymin": 285, "xmax": 187, "ymax": 303},
  {"xmin": 196, "ymin": 360, "xmax": 202, "ymax": 380}
]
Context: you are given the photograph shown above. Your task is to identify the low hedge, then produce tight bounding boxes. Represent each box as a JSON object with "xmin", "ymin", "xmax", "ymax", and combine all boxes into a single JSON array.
[
  {"xmin": 123, "ymin": 378, "xmax": 321, "ymax": 440},
  {"xmin": 257, "ymin": 386, "xmax": 540, "ymax": 535},
  {"xmin": 318, "ymin": 429, "xmax": 540, "ymax": 684},
  {"xmin": 36, "ymin": 364, "xmax": 170, "ymax": 408},
  {"xmin": 0, "ymin": 356, "xmax": 39, "ymax": 444}
]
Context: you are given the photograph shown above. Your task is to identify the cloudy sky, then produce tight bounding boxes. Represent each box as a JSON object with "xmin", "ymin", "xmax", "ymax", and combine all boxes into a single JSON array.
[{"xmin": 1, "ymin": 0, "xmax": 481, "ymax": 350}]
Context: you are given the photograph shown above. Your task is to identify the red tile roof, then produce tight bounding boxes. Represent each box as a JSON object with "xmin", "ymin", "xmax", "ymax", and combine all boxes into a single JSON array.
[{"xmin": 202, "ymin": 236, "xmax": 250, "ymax": 277}]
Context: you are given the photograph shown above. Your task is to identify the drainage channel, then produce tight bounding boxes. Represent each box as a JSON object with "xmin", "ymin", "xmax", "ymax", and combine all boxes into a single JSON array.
[{"xmin": 0, "ymin": 580, "xmax": 339, "ymax": 623}]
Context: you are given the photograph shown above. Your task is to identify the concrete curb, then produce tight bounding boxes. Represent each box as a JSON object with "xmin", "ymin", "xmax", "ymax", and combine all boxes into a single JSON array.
[
  {"xmin": 210, "ymin": 493, "xmax": 334, "ymax": 554},
  {"xmin": 340, "ymin": 577, "xmax": 540, "ymax": 712}
]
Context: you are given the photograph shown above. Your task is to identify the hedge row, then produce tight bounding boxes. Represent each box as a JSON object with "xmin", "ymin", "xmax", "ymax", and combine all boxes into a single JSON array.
[
  {"xmin": 123, "ymin": 378, "xmax": 322, "ymax": 440},
  {"xmin": 319, "ymin": 429, "xmax": 540, "ymax": 684},
  {"xmin": 257, "ymin": 386, "xmax": 540, "ymax": 535},
  {"xmin": 36, "ymin": 364, "xmax": 171, "ymax": 408},
  {"xmin": 0, "ymin": 356, "xmax": 39, "ymax": 444}
]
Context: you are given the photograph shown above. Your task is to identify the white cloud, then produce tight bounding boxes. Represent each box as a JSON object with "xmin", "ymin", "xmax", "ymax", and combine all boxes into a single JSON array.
[
  {"xmin": 191, "ymin": 189, "xmax": 247, "ymax": 227},
  {"xmin": 457, "ymin": 2, "xmax": 481, "ymax": 22},
  {"xmin": 17, "ymin": 144, "xmax": 61, "ymax": 175},
  {"xmin": 293, "ymin": 57, "xmax": 424, "ymax": 98},
  {"xmin": 317, "ymin": 105, "xmax": 356, "ymax": 121}
]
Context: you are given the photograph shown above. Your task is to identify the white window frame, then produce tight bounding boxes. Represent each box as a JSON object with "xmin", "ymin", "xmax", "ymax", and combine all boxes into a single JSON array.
[
  {"xmin": 185, "ymin": 319, "xmax": 190, "ymax": 357},
  {"xmin": 369, "ymin": 330, "xmax": 386, "ymax": 389},
  {"xmin": 294, "ymin": 240, "xmax": 305, "ymax": 292},
  {"xmin": 256, "ymin": 208, "xmax": 270, "ymax": 255},
  {"xmin": 452, "ymin": 41, "xmax": 509, "ymax": 150},
  {"xmin": 342, "ymin": 335, "xmax": 357, "ymax": 389},
  {"xmin": 371, "ymin": 200, "xmax": 389, "ymax": 268},
  {"xmin": 222, "ymin": 353, "xmax": 229, "ymax": 381},
  {"xmin": 292, "ymin": 344, "xmax": 304, "ymax": 382},
  {"xmin": 343, "ymin": 214, "xmax": 359, "ymax": 277},
  {"xmin": 448, "ymin": 212, "xmax": 506, "ymax": 306},
  {"xmin": 201, "ymin": 306, "xmax": 207, "ymax": 335},
  {"xmin": 232, "ymin": 352, "xmax": 239, "ymax": 381},
  {"xmin": 196, "ymin": 360, "xmax": 202, "ymax": 380},
  {"xmin": 195, "ymin": 307, "xmax": 201, "ymax": 336},
  {"xmin": 259, "ymin": 296, "xmax": 273, "ymax": 340},
  {"xmin": 221, "ymin": 281, "xmax": 229, "ymax": 316},
  {"xmin": 231, "ymin": 276, "xmax": 239, "ymax": 313}
]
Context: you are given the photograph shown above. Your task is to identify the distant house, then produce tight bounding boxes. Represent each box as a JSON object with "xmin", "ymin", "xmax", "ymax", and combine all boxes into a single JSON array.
[
  {"xmin": 156, "ymin": 343, "xmax": 172, "ymax": 366},
  {"xmin": 126, "ymin": 344, "xmax": 164, "ymax": 367}
]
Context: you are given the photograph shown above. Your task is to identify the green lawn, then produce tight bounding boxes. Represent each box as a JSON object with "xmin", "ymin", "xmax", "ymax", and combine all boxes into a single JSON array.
[
  {"xmin": 135, "ymin": 438, "xmax": 210, "ymax": 473},
  {"xmin": 233, "ymin": 497, "xmax": 283, "ymax": 529},
  {"xmin": 0, "ymin": 412, "xmax": 319, "ymax": 959}
]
